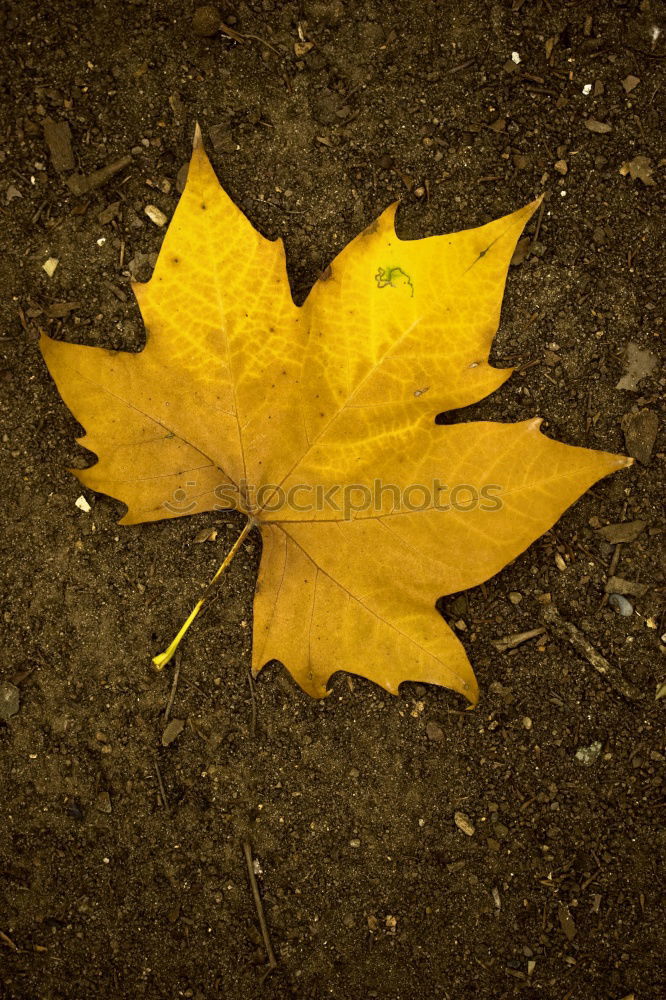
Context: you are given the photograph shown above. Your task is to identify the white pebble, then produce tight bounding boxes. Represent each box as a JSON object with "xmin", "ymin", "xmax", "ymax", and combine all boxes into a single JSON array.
[
  {"xmin": 144, "ymin": 204, "xmax": 168, "ymax": 227},
  {"xmin": 582, "ymin": 83, "xmax": 592, "ymax": 95},
  {"xmin": 75, "ymin": 495, "xmax": 92, "ymax": 513},
  {"xmin": 42, "ymin": 257, "xmax": 59, "ymax": 277},
  {"xmin": 511, "ymin": 51, "xmax": 521, "ymax": 64}
]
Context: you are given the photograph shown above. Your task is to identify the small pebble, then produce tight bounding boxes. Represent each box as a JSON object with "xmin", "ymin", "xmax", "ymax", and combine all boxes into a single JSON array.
[
  {"xmin": 145, "ymin": 205, "xmax": 168, "ymax": 227},
  {"xmin": 0, "ymin": 682, "xmax": 20, "ymax": 721},
  {"xmin": 75, "ymin": 495, "xmax": 91, "ymax": 513},
  {"xmin": 95, "ymin": 791, "xmax": 112, "ymax": 814},
  {"xmin": 522, "ymin": 716, "xmax": 532, "ymax": 730},
  {"xmin": 42, "ymin": 257, "xmax": 59, "ymax": 277},
  {"xmin": 454, "ymin": 811, "xmax": 475, "ymax": 837},
  {"xmin": 426, "ymin": 720, "xmax": 444, "ymax": 741},
  {"xmin": 575, "ymin": 741, "xmax": 602, "ymax": 765},
  {"xmin": 508, "ymin": 591, "xmax": 523, "ymax": 604},
  {"xmin": 349, "ymin": 838, "xmax": 361, "ymax": 848},
  {"xmin": 609, "ymin": 593, "xmax": 633, "ymax": 617}
]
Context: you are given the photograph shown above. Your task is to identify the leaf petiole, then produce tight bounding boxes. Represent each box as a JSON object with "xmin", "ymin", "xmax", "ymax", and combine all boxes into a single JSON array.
[{"xmin": 152, "ymin": 516, "xmax": 255, "ymax": 671}]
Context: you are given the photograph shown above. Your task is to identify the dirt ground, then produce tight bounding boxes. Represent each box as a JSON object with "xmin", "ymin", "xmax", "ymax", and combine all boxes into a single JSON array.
[{"xmin": 1, "ymin": 1, "xmax": 664, "ymax": 998}]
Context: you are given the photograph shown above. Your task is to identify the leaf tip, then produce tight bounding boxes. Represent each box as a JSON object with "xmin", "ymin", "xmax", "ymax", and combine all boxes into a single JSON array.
[{"xmin": 192, "ymin": 121, "xmax": 203, "ymax": 151}]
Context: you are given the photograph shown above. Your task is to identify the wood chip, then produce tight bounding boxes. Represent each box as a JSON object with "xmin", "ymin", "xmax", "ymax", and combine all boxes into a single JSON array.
[
  {"xmin": 45, "ymin": 301, "xmax": 81, "ymax": 319},
  {"xmin": 43, "ymin": 118, "xmax": 75, "ymax": 172},
  {"xmin": 605, "ymin": 576, "xmax": 648, "ymax": 598},
  {"xmin": 162, "ymin": 718, "xmax": 185, "ymax": 746}
]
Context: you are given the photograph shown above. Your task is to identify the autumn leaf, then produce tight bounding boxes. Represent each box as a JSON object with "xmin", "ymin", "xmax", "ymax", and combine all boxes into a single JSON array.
[{"xmin": 40, "ymin": 128, "xmax": 631, "ymax": 703}]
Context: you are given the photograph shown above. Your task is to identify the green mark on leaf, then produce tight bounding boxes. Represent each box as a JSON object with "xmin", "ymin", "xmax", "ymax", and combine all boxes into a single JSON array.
[{"xmin": 375, "ymin": 265, "xmax": 414, "ymax": 297}]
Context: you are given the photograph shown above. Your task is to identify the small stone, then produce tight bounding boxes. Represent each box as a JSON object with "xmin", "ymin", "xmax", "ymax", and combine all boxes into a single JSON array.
[
  {"xmin": 596, "ymin": 520, "xmax": 646, "ymax": 544},
  {"xmin": 508, "ymin": 591, "xmax": 523, "ymax": 604},
  {"xmin": 522, "ymin": 716, "xmax": 532, "ymax": 730},
  {"xmin": 622, "ymin": 74, "xmax": 640, "ymax": 93},
  {"xmin": 621, "ymin": 408, "xmax": 658, "ymax": 465},
  {"xmin": 144, "ymin": 204, "xmax": 168, "ymax": 227},
  {"xmin": 585, "ymin": 119, "xmax": 612, "ymax": 134},
  {"xmin": 554, "ymin": 159, "xmax": 568, "ymax": 175},
  {"xmin": 454, "ymin": 811, "xmax": 475, "ymax": 837},
  {"xmin": 426, "ymin": 720, "xmax": 444, "ymax": 741},
  {"xmin": 558, "ymin": 902, "xmax": 576, "ymax": 940},
  {"xmin": 609, "ymin": 593, "xmax": 633, "ymax": 617},
  {"xmin": 616, "ymin": 343, "xmax": 657, "ymax": 391},
  {"xmin": 162, "ymin": 718, "xmax": 185, "ymax": 746},
  {"xmin": 620, "ymin": 155, "xmax": 655, "ymax": 186},
  {"xmin": 75, "ymin": 495, "xmax": 91, "ymax": 513},
  {"xmin": 42, "ymin": 257, "xmax": 59, "ymax": 277},
  {"xmin": 95, "ymin": 791, "xmax": 112, "ymax": 814},
  {"xmin": 349, "ymin": 838, "xmax": 361, "ymax": 848},
  {"xmin": 575, "ymin": 741, "xmax": 602, "ymax": 765},
  {"xmin": 0, "ymin": 682, "xmax": 20, "ymax": 721},
  {"xmin": 192, "ymin": 5, "xmax": 221, "ymax": 37},
  {"xmin": 554, "ymin": 552, "xmax": 567, "ymax": 572}
]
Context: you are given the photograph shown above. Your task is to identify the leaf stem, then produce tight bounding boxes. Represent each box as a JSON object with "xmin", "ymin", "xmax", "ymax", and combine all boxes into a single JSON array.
[{"xmin": 152, "ymin": 517, "xmax": 255, "ymax": 671}]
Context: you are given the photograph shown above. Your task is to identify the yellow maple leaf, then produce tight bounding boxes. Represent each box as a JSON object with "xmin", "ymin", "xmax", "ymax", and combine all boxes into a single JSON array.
[{"xmin": 40, "ymin": 129, "xmax": 631, "ymax": 703}]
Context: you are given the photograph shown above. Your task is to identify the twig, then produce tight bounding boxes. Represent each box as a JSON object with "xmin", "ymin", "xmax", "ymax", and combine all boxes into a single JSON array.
[
  {"xmin": 163, "ymin": 652, "xmax": 181, "ymax": 723},
  {"xmin": 491, "ymin": 627, "xmax": 546, "ymax": 653},
  {"xmin": 153, "ymin": 518, "xmax": 255, "ymax": 670},
  {"xmin": 542, "ymin": 604, "xmax": 642, "ymax": 702},
  {"xmin": 153, "ymin": 753, "xmax": 170, "ymax": 814},
  {"xmin": 445, "ymin": 58, "xmax": 476, "ymax": 74},
  {"xmin": 0, "ymin": 929, "xmax": 19, "ymax": 951},
  {"xmin": 527, "ymin": 198, "xmax": 546, "ymax": 259},
  {"xmin": 599, "ymin": 541, "xmax": 623, "ymax": 610},
  {"xmin": 247, "ymin": 670, "xmax": 257, "ymax": 738},
  {"xmin": 242, "ymin": 840, "xmax": 278, "ymax": 973},
  {"xmin": 67, "ymin": 155, "xmax": 132, "ymax": 196}
]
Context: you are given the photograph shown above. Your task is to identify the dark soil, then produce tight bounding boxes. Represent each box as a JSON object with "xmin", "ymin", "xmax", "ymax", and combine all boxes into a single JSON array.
[{"xmin": 1, "ymin": 2, "xmax": 664, "ymax": 998}]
